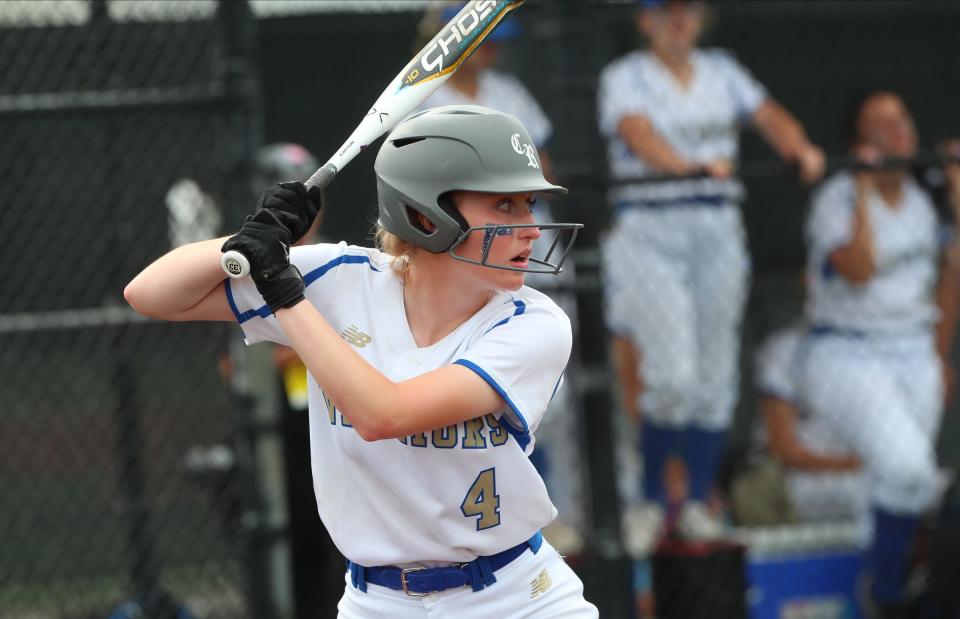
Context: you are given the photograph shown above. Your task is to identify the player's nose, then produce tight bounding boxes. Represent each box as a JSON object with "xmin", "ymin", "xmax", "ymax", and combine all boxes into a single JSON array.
[{"xmin": 517, "ymin": 222, "xmax": 541, "ymax": 241}]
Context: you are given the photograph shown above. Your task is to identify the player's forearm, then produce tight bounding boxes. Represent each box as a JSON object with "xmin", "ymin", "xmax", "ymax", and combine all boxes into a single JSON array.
[
  {"xmin": 124, "ymin": 237, "xmax": 231, "ymax": 318},
  {"xmin": 610, "ymin": 335, "xmax": 642, "ymax": 419},
  {"xmin": 775, "ymin": 446, "xmax": 860, "ymax": 472},
  {"xmin": 935, "ymin": 253, "xmax": 960, "ymax": 359},
  {"xmin": 765, "ymin": 401, "xmax": 858, "ymax": 471},
  {"xmin": 830, "ymin": 190, "xmax": 876, "ymax": 283},
  {"xmin": 771, "ymin": 441, "xmax": 860, "ymax": 473},
  {"xmin": 618, "ymin": 116, "xmax": 698, "ymax": 175},
  {"xmin": 276, "ymin": 301, "xmax": 502, "ymax": 441},
  {"xmin": 753, "ymin": 100, "xmax": 812, "ymax": 162},
  {"xmin": 274, "ymin": 301, "xmax": 399, "ymax": 440}
]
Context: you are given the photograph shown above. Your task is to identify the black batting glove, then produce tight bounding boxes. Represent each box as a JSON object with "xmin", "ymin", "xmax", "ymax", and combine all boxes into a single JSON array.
[
  {"xmin": 257, "ymin": 181, "xmax": 323, "ymax": 243},
  {"xmin": 221, "ymin": 210, "xmax": 305, "ymax": 313}
]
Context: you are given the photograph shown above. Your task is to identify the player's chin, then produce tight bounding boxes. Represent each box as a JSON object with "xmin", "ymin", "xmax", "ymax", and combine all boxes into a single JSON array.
[{"xmin": 497, "ymin": 268, "xmax": 526, "ymax": 291}]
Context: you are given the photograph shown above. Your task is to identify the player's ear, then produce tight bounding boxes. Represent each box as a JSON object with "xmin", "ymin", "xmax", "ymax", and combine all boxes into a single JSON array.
[{"xmin": 415, "ymin": 211, "xmax": 437, "ymax": 233}]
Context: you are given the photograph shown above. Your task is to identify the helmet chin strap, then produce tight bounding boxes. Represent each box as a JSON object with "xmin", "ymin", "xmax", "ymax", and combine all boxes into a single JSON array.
[{"xmin": 437, "ymin": 193, "xmax": 470, "ymax": 240}]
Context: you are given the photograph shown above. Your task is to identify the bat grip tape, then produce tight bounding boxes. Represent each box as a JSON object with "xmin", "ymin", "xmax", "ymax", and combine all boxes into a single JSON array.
[{"xmin": 304, "ymin": 162, "xmax": 338, "ymax": 192}]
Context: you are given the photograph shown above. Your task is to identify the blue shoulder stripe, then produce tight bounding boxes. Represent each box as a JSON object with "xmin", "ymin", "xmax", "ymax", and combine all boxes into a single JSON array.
[
  {"xmin": 303, "ymin": 254, "xmax": 379, "ymax": 286},
  {"xmin": 453, "ymin": 358, "xmax": 531, "ymax": 451},
  {"xmin": 484, "ymin": 299, "xmax": 527, "ymax": 334},
  {"xmin": 229, "ymin": 253, "xmax": 380, "ymax": 325}
]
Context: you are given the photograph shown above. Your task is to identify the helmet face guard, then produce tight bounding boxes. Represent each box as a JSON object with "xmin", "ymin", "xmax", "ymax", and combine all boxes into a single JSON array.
[{"xmin": 449, "ymin": 222, "xmax": 583, "ymax": 274}]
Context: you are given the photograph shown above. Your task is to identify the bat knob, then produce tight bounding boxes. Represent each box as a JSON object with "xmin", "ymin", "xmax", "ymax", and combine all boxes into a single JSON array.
[{"xmin": 221, "ymin": 250, "xmax": 250, "ymax": 279}]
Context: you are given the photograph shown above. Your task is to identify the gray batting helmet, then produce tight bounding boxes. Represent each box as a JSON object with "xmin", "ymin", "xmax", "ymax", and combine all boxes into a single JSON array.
[{"xmin": 375, "ymin": 105, "xmax": 578, "ymax": 272}]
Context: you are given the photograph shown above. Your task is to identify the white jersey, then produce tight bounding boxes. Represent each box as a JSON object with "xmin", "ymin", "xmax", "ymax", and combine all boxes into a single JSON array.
[
  {"xmin": 420, "ymin": 70, "xmax": 552, "ymax": 147},
  {"xmin": 225, "ymin": 242, "xmax": 571, "ymax": 567},
  {"xmin": 755, "ymin": 324, "xmax": 847, "ymax": 456},
  {"xmin": 597, "ymin": 48, "xmax": 767, "ymax": 206},
  {"xmin": 754, "ymin": 324, "xmax": 805, "ymax": 405},
  {"xmin": 805, "ymin": 172, "xmax": 940, "ymax": 333}
]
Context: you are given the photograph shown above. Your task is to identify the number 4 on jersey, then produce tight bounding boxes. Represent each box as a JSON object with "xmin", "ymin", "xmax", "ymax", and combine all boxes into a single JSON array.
[{"xmin": 461, "ymin": 468, "xmax": 501, "ymax": 530}]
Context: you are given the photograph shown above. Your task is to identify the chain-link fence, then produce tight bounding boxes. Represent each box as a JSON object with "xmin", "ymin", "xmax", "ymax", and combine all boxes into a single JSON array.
[{"xmin": 0, "ymin": 1, "xmax": 262, "ymax": 617}]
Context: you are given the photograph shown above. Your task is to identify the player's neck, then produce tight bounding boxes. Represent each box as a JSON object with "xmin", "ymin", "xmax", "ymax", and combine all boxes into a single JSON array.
[
  {"xmin": 652, "ymin": 48, "xmax": 694, "ymax": 88},
  {"xmin": 402, "ymin": 262, "xmax": 493, "ymax": 348},
  {"xmin": 874, "ymin": 172, "xmax": 905, "ymax": 207}
]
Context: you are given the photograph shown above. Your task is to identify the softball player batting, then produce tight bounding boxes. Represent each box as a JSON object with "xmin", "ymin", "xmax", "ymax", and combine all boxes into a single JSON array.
[
  {"xmin": 802, "ymin": 91, "xmax": 958, "ymax": 618},
  {"xmin": 125, "ymin": 105, "xmax": 597, "ymax": 618},
  {"xmin": 597, "ymin": 0, "xmax": 825, "ymax": 555}
]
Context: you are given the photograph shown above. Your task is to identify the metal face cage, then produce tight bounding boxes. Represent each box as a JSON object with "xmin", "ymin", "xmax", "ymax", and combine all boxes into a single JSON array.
[{"xmin": 448, "ymin": 222, "xmax": 584, "ymax": 274}]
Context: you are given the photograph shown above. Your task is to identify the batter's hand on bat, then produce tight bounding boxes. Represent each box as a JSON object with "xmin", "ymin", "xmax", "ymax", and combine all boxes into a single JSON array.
[
  {"xmin": 221, "ymin": 210, "xmax": 306, "ymax": 312},
  {"xmin": 258, "ymin": 181, "xmax": 323, "ymax": 243},
  {"xmin": 853, "ymin": 143, "xmax": 883, "ymax": 192}
]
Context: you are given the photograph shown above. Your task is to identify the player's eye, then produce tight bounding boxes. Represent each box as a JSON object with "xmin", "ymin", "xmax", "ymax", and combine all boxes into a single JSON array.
[{"xmin": 495, "ymin": 196, "xmax": 536, "ymax": 214}]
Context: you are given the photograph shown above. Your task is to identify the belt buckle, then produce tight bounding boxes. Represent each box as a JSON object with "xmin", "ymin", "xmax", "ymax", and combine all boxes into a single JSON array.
[{"xmin": 400, "ymin": 567, "xmax": 429, "ymax": 597}]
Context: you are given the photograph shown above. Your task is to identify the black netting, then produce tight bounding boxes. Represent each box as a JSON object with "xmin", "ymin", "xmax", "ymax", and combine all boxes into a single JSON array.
[{"xmin": 0, "ymin": 2, "xmax": 252, "ymax": 617}]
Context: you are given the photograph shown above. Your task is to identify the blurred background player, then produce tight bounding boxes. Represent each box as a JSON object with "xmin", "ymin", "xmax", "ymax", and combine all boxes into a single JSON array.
[
  {"xmin": 596, "ymin": 0, "xmax": 825, "ymax": 557},
  {"xmin": 801, "ymin": 90, "xmax": 960, "ymax": 618},
  {"xmin": 416, "ymin": 1, "xmax": 585, "ymax": 555},
  {"xmin": 730, "ymin": 317, "xmax": 868, "ymax": 538}
]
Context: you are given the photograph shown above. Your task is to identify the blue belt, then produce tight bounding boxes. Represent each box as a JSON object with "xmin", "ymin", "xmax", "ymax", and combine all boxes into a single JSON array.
[
  {"xmin": 808, "ymin": 325, "xmax": 868, "ymax": 339},
  {"xmin": 347, "ymin": 531, "xmax": 542, "ymax": 596}
]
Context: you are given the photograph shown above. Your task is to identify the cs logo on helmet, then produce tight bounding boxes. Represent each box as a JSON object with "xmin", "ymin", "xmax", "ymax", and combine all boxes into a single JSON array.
[{"xmin": 510, "ymin": 133, "xmax": 539, "ymax": 169}]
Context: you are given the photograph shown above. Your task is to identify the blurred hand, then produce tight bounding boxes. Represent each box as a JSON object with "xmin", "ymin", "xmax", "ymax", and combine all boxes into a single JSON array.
[
  {"xmin": 939, "ymin": 140, "xmax": 960, "ymax": 210},
  {"xmin": 702, "ymin": 159, "xmax": 733, "ymax": 179},
  {"xmin": 853, "ymin": 143, "xmax": 883, "ymax": 194},
  {"xmin": 795, "ymin": 143, "xmax": 826, "ymax": 184}
]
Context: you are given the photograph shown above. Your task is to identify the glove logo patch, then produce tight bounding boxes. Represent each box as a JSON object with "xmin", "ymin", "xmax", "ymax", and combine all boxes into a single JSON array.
[{"xmin": 510, "ymin": 133, "xmax": 539, "ymax": 169}]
